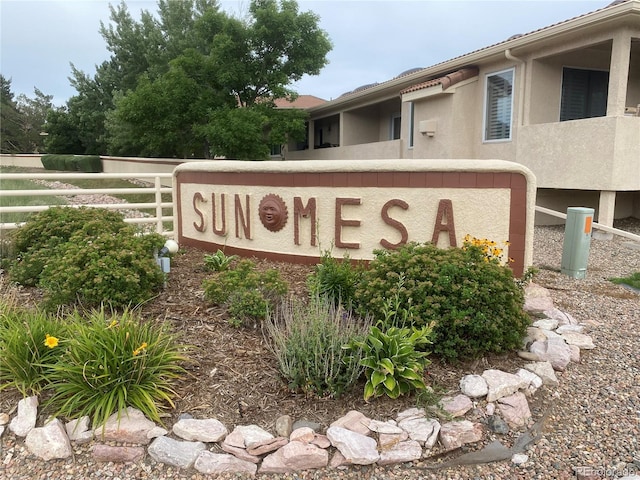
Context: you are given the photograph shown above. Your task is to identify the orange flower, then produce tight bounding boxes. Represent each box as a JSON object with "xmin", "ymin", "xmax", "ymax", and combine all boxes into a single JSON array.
[{"xmin": 133, "ymin": 342, "xmax": 148, "ymax": 356}]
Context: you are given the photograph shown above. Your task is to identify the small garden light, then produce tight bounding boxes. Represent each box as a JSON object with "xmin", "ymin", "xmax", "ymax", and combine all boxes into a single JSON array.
[
  {"xmin": 159, "ymin": 239, "xmax": 179, "ymax": 257},
  {"xmin": 156, "ymin": 239, "xmax": 179, "ymax": 273}
]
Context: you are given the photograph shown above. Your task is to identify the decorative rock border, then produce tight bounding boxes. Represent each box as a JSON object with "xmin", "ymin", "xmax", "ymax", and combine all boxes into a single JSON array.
[{"xmin": 0, "ymin": 283, "xmax": 599, "ymax": 476}]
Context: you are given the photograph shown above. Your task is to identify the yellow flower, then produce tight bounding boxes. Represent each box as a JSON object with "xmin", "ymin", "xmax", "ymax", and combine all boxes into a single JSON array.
[
  {"xmin": 44, "ymin": 334, "xmax": 59, "ymax": 349},
  {"xmin": 133, "ymin": 342, "xmax": 148, "ymax": 356},
  {"xmin": 107, "ymin": 319, "xmax": 119, "ymax": 329}
]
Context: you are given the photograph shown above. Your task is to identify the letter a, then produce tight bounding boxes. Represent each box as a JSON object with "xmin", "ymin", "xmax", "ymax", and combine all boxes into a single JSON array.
[{"xmin": 431, "ymin": 199, "xmax": 457, "ymax": 247}]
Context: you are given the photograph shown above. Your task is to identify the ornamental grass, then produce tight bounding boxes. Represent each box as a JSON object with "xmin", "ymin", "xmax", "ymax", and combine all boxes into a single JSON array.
[{"xmin": 40, "ymin": 308, "xmax": 188, "ymax": 430}]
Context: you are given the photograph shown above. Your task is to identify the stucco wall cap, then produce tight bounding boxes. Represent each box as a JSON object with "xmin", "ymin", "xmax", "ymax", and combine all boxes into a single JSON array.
[{"xmin": 174, "ymin": 159, "xmax": 535, "ymax": 180}]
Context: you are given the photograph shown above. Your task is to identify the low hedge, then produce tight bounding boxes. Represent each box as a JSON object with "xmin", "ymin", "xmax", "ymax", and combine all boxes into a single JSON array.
[{"xmin": 41, "ymin": 154, "xmax": 102, "ymax": 173}]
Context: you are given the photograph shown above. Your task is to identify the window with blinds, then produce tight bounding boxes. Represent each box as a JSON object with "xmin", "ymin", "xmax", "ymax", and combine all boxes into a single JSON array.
[
  {"xmin": 484, "ymin": 68, "xmax": 514, "ymax": 142},
  {"xmin": 391, "ymin": 114, "xmax": 401, "ymax": 140},
  {"xmin": 560, "ymin": 67, "xmax": 609, "ymax": 121}
]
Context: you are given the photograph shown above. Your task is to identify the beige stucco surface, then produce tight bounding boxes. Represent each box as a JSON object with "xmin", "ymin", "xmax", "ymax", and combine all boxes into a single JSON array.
[{"xmin": 174, "ymin": 159, "xmax": 536, "ymax": 268}]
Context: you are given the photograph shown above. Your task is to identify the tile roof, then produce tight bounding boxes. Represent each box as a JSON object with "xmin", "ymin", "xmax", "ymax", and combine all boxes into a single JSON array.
[
  {"xmin": 274, "ymin": 95, "xmax": 326, "ymax": 109},
  {"xmin": 400, "ymin": 67, "xmax": 479, "ymax": 95}
]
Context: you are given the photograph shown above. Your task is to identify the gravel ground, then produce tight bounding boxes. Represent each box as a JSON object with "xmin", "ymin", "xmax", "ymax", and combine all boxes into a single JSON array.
[{"xmin": 1, "ymin": 220, "xmax": 639, "ymax": 480}]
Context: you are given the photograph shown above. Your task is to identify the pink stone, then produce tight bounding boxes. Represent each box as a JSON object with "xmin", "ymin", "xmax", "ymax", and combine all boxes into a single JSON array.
[{"xmin": 92, "ymin": 444, "xmax": 145, "ymax": 463}]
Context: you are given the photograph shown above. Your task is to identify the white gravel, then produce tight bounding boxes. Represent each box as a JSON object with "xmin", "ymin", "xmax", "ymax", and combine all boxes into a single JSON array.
[{"xmin": 1, "ymin": 221, "xmax": 639, "ymax": 479}]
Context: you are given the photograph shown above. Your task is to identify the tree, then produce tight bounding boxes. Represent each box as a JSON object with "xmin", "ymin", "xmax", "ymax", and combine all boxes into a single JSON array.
[
  {"xmin": 1, "ymin": 75, "xmax": 54, "ymax": 154},
  {"xmin": 1, "ymin": 75, "xmax": 23, "ymax": 153},
  {"xmin": 16, "ymin": 88, "xmax": 54, "ymax": 153},
  {"xmin": 108, "ymin": 0, "xmax": 331, "ymax": 159},
  {"xmin": 53, "ymin": 0, "xmax": 331, "ymax": 158}
]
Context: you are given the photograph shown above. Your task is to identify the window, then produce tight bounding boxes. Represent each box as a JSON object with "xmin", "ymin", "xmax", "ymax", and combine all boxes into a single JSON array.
[
  {"xmin": 391, "ymin": 114, "xmax": 401, "ymax": 140},
  {"xmin": 560, "ymin": 67, "xmax": 609, "ymax": 121},
  {"xmin": 483, "ymin": 68, "xmax": 514, "ymax": 141},
  {"xmin": 408, "ymin": 102, "xmax": 415, "ymax": 148},
  {"xmin": 269, "ymin": 144, "xmax": 282, "ymax": 157}
]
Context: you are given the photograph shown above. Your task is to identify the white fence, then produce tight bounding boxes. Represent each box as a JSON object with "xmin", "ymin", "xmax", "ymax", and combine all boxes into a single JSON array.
[
  {"xmin": 0, "ymin": 172, "xmax": 174, "ymax": 236},
  {"xmin": 535, "ymin": 206, "xmax": 640, "ymax": 243}
]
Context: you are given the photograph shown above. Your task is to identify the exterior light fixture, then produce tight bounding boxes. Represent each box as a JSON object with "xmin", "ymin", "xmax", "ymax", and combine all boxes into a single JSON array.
[{"xmin": 156, "ymin": 239, "xmax": 179, "ymax": 273}]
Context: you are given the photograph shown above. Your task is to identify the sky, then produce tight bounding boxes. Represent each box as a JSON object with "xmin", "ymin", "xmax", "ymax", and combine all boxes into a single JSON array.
[{"xmin": 1, "ymin": 0, "xmax": 606, "ymax": 106}]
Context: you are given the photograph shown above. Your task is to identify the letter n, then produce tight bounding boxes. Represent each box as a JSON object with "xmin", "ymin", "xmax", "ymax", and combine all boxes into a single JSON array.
[{"xmin": 235, "ymin": 194, "xmax": 251, "ymax": 239}]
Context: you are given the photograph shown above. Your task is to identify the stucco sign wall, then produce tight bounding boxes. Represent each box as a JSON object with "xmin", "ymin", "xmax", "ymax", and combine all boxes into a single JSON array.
[{"xmin": 174, "ymin": 159, "xmax": 536, "ymax": 276}]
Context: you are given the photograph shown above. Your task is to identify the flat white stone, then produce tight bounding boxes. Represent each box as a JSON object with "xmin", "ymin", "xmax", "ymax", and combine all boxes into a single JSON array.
[
  {"xmin": 459, "ymin": 374, "xmax": 488, "ymax": 398},
  {"xmin": 532, "ymin": 319, "xmax": 559, "ymax": 330},
  {"xmin": 194, "ymin": 451, "xmax": 257, "ymax": 476},
  {"xmin": 377, "ymin": 440, "xmax": 422, "ymax": 466},
  {"xmin": 523, "ymin": 361, "xmax": 559, "ymax": 386},
  {"xmin": 559, "ymin": 331, "xmax": 595, "ymax": 350},
  {"xmin": 481, "ymin": 369, "xmax": 527, "ymax": 402},
  {"xmin": 172, "ymin": 418, "xmax": 228, "ymax": 442},
  {"xmin": 326, "ymin": 426, "xmax": 379, "ymax": 465}
]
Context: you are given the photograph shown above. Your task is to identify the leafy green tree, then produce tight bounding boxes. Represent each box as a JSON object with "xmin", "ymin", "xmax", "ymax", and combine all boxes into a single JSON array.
[
  {"xmin": 16, "ymin": 88, "xmax": 54, "ymax": 153},
  {"xmin": 1, "ymin": 75, "xmax": 23, "ymax": 153},
  {"xmin": 49, "ymin": 0, "xmax": 331, "ymax": 158},
  {"xmin": 1, "ymin": 75, "xmax": 54, "ymax": 153},
  {"xmin": 109, "ymin": 0, "xmax": 330, "ymax": 159}
]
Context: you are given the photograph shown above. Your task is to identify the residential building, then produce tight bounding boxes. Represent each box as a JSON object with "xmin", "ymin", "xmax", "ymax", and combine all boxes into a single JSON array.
[{"xmin": 285, "ymin": 0, "xmax": 640, "ymax": 226}]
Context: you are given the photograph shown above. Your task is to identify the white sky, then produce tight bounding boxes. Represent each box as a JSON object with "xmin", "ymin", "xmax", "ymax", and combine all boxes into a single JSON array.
[{"xmin": 1, "ymin": 0, "xmax": 605, "ymax": 106}]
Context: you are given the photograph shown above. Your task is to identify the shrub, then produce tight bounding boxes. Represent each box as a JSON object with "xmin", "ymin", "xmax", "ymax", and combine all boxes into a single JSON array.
[
  {"xmin": 0, "ymin": 301, "xmax": 69, "ymax": 396},
  {"xmin": 9, "ymin": 206, "xmax": 132, "ymax": 286},
  {"xmin": 44, "ymin": 308, "xmax": 187, "ymax": 429},
  {"xmin": 39, "ymin": 228, "xmax": 165, "ymax": 308},
  {"xmin": 8, "ymin": 206, "xmax": 166, "ymax": 308},
  {"xmin": 346, "ymin": 283, "xmax": 433, "ymax": 400},
  {"xmin": 41, "ymin": 154, "xmax": 102, "ymax": 173},
  {"xmin": 203, "ymin": 259, "xmax": 288, "ymax": 327},
  {"xmin": 307, "ymin": 250, "xmax": 363, "ymax": 309},
  {"xmin": 355, "ymin": 241, "xmax": 530, "ymax": 361},
  {"xmin": 264, "ymin": 297, "xmax": 371, "ymax": 398}
]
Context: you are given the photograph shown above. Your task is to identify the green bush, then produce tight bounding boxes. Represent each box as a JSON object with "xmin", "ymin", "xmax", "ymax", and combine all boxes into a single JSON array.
[
  {"xmin": 203, "ymin": 259, "xmax": 288, "ymax": 327},
  {"xmin": 307, "ymin": 251, "xmax": 363, "ymax": 309},
  {"xmin": 355, "ymin": 241, "xmax": 530, "ymax": 361},
  {"xmin": 41, "ymin": 154, "xmax": 102, "ymax": 173},
  {"xmin": 39, "ymin": 228, "xmax": 165, "ymax": 308},
  {"xmin": 43, "ymin": 308, "xmax": 187, "ymax": 428},
  {"xmin": 8, "ymin": 206, "xmax": 165, "ymax": 308},
  {"xmin": 9, "ymin": 206, "xmax": 132, "ymax": 286},
  {"xmin": 0, "ymin": 302, "xmax": 69, "ymax": 396},
  {"xmin": 264, "ymin": 297, "xmax": 371, "ymax": 398}
]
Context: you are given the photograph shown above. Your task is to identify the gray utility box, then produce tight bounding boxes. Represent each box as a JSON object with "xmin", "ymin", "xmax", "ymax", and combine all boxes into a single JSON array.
[{"xmin": 561, "ymin": 207, "xmax": 594, "ymax": 279}]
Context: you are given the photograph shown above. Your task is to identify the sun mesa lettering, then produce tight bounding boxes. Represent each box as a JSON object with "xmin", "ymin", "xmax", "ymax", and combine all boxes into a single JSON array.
[
  {"xmin": 176, "ymin": 161, "xmax": 531, "ymax": 277},
  {"xmin": 188, "ymin": 192, "xmax": 458, "ymax": 250}
]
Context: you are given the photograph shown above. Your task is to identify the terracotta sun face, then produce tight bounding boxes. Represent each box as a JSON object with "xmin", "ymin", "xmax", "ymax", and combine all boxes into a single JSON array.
[{"xmin": 259, "ymin": 194, "xmax": 288, "ymax": 232}]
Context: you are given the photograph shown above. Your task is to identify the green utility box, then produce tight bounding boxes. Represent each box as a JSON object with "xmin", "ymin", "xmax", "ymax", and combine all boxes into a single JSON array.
[{"xmin": 561, "ymin": 207, "xmax": 594, "ymax": 279}]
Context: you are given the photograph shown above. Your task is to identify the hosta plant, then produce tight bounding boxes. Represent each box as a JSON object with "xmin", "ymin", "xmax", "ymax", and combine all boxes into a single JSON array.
[
  {"xmin": 346, "ymin": 323, "xmax": 433, "ymax": 401},
  {"xmin": 203, "ymin": 250, "xmax": 238, "ymax": 272}
]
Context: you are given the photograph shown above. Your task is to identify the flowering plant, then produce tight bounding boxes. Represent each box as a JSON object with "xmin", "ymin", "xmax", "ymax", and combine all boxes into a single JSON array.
[
  {"xmin": 0, "ymin": 299, "xmax": 67, "ymax": 396},
  {"xmin": 44, "ymin": 308, "xmax": 188, "ymax": 429}
]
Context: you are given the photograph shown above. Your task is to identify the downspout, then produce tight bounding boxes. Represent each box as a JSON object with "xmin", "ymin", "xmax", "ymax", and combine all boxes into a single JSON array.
[{"xmin": 505, "ymin": 49, "xmax": 526, "ymax": 127}]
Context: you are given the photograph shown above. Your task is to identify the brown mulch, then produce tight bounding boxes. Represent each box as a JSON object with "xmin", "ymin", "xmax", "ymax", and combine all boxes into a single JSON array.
[{"xmin": 0, "ymin": 246, "xmax": 530, "ymax": 431}]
